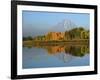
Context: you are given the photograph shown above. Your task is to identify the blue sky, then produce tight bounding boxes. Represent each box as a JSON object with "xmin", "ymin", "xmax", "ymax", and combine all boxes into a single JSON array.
[{"xmin": 22, "ymin": 11, "xmax": 90, "ymax": 37}]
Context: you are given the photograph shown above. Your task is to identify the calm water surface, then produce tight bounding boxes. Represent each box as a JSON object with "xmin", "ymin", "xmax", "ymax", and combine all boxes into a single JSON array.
[{"xmin": 23, "ymin": 44, "xmax": 89, "ymax": 69}]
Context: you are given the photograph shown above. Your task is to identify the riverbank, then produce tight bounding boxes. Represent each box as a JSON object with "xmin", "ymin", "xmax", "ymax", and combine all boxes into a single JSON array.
[{"xmin": 23, "ymin": 39, "xmax": 89, "ymax": 46}]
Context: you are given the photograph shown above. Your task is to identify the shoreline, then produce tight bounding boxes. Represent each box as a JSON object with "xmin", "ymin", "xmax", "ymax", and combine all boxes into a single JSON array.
[{"xmin": 23, "ymin": 39, "xmax": 89, "ymax": 46}]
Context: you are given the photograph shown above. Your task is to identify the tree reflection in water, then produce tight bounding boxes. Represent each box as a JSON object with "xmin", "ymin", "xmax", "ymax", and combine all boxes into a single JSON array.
[
  {"xmin": 23, "ymin": 42, "xmax": 89, "ymax": 62},
  {"xmin": 29, "ymin": 43, "xmax": 89, "ymax": 56}
]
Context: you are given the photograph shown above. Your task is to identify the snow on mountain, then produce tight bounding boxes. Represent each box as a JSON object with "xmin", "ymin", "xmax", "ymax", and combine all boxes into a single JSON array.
[{"xmin": 49, "ymin": 19, "xmax": 77, "ymax": 32}]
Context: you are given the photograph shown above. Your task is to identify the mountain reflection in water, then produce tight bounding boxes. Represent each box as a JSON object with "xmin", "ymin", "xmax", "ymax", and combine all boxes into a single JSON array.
[{"xmin": 23, "ymin": 43, "xmax": 89, "ymax": 68}]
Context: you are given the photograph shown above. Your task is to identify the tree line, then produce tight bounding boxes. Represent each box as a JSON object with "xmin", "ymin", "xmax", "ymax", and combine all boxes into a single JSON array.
[{"xmin": 23, "ymin": 27, "xmax": 89, "ymax": 41}]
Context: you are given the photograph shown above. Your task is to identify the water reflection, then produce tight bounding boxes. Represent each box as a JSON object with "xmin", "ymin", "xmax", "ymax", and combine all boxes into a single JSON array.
[
  {"xmin": 23, "ymin": 43, "xmax": 89, "ymax": 68},
  {"xmin": 24, "ymin": 43, "xmax": 89, "ymax": 57}
]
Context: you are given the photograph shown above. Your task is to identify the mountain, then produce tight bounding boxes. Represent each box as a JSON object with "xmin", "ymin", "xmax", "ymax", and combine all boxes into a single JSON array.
[{"xmin": 49, "ymin": 19, "xmax": 77, "ymax": 32}]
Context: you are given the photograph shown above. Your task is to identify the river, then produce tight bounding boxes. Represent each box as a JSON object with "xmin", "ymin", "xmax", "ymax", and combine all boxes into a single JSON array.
[{"xmin": 22, "ymin": 44, "xmax": 89, "ymax": 69}]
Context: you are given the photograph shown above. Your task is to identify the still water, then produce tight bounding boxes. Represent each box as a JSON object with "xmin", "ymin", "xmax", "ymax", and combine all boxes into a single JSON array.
[{"xmin": 23, "ymin": 44, "xmax": 90, "ymax": 69}]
